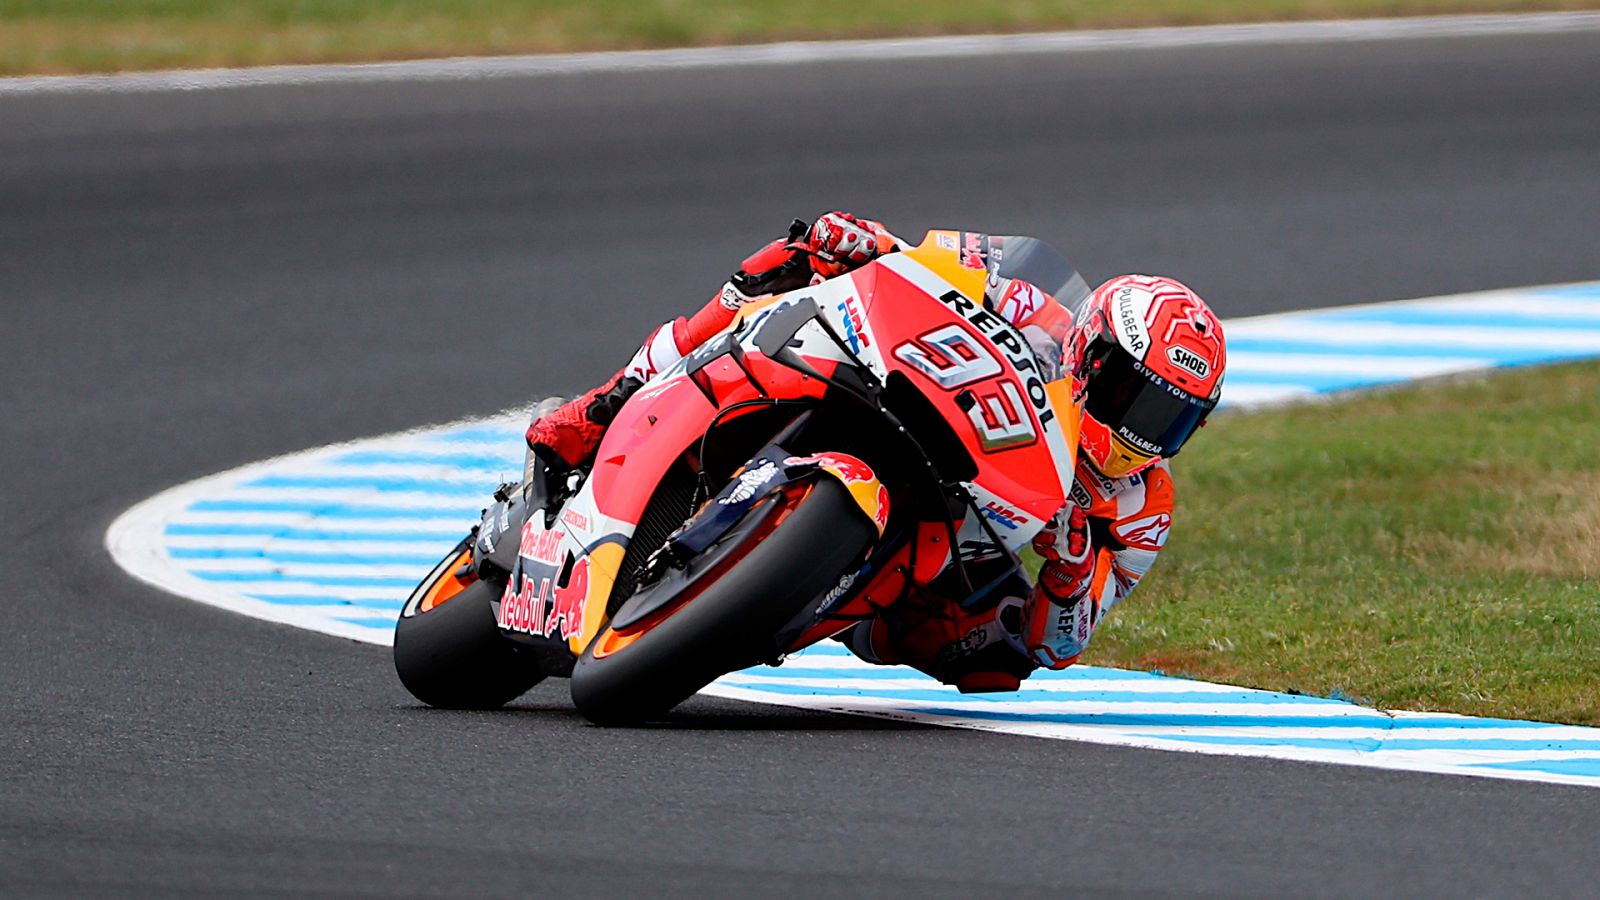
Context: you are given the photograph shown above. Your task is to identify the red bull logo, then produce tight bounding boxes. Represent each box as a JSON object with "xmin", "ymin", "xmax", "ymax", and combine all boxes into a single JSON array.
[
  {"xmin": 785, "ymin": 452, "xmax": 875, "ymax": 485},
  {"xmin": 498, "ymin": 557, "xmax": 590, "ymax": 640},
  {"xmin": 785, "ymin": 452, "xmax": 890, "ymax": 535}
]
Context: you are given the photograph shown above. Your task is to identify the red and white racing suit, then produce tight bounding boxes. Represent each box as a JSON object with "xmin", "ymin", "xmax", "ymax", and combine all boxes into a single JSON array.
[{"xmin": 601, "ymin": 262, "xmax": 1173, "ymax": 689}]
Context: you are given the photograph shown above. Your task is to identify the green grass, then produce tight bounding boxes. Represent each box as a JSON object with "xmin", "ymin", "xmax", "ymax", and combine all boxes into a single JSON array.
[
  {"xmin": 2, "ymin": 0, "xmax": 1598, "ymax": 76},
  {"xmin": 1083, "ymin": 360, "xmax": 1600, "ymax": 726}
]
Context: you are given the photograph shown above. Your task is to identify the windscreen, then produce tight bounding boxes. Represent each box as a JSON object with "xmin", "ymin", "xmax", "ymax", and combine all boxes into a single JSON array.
[{"xmin": 983, "ymin": 235, "xmax": 1092, "ymax": 314}]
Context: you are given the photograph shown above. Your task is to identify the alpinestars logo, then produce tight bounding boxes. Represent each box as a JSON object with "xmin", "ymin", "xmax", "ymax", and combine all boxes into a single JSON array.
[{"xmin": 1115, "ymin": 513, "xmax": 1171, "ymax": 549}]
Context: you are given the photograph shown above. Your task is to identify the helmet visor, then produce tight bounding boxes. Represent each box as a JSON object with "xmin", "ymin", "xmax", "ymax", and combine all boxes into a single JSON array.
[{"xmin": 1083, "ymin": 340, "xmax": 1216, "ymax": 459}]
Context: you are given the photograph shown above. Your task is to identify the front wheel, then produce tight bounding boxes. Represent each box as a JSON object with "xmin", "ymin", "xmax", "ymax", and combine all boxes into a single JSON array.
[
  {"xmin": 570, "ymin": 477, "xmax": 876, "ymax": 725},
  {"xmin": 393, "ymin": 541, "xmax": 545, "ymax": 709}
]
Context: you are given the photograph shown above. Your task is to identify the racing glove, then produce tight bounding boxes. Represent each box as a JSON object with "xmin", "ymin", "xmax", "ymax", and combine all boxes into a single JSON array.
[
  {"xmin": 1035, "ymin": 504, "xmax": 1093, "ymax": 603},
  {"xmin": 1022, "ymin": 504, "xmax": 1098, "ymax": 669},
  {"xmin": 804, "ymin": 211, "xmax": 897, "ymax": 278},
  {"xmin": 695, "ymin": 216, "xmax": 854, "ymax": 359}
]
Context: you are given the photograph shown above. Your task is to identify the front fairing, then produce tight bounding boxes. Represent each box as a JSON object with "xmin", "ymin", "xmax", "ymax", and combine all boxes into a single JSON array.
[{"xmin": 793, "ymin": 232, "xmax": 1083, "ymax": 548}]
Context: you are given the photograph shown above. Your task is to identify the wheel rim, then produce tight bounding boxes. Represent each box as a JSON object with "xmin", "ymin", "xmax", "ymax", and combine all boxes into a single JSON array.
[
  {"xmin": 589, "ymin": 483, "xmax": 814, "ymax": 660},
  {"xmin": 417, "ymin": 546, "xmax": 476, "ymax": 613}
]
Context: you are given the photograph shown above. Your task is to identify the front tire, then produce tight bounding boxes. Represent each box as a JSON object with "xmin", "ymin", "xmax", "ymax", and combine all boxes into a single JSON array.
[
  {"xmin": 570, "ymin": 478, "xmax": 875, "ymax": 725},
  {"xmin": 393, "ymin": 543, "xmax": 545, "ymax": 709}
]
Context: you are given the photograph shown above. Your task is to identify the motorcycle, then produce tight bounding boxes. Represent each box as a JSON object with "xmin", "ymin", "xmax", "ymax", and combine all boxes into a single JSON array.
[{"xmin": 393, "ymin": 230, "xmax": 1089, "ymax": 724}]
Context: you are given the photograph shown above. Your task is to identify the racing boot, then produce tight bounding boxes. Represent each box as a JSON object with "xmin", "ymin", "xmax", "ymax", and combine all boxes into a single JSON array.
[
  {"xmin": 840, "ymin": 596, "xmax": 1033, "ymax": 693},
  {"xmin": 524, "ymin": 371, "xmax": 643, "ymax": 471}
]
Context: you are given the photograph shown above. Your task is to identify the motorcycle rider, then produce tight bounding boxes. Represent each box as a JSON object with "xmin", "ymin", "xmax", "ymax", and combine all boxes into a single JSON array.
[{"xmin": 526, "ymin": 212, "xmax": 1227, "ymax": 691}]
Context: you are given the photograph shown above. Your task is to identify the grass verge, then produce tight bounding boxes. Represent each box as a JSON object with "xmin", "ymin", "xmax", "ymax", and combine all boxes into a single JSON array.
[
  {"xmin": 2, "ymin": 0, "xmax": 1598, "ymax": 76},
  {"xmin": 1085, "ymin": 360, "xmax": 1600, "ymax": 726}
]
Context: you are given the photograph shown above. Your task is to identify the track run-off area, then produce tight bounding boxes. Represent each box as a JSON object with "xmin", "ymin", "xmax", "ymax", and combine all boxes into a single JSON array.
[
  {"xmin": 108, "ymin": 279, "xmax": 1600, "ymax": 790},
  {"xmin": 9, "ymin": 14, "xmax": 1600, "ymax": 898}
]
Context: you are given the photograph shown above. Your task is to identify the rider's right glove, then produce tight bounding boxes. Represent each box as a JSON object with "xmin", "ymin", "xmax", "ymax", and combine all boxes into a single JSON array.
[
  {"xmin": 1022, "ymin": 504, "xmax": 1098, "ymax": 669},
  {"xmin": 804, "ymin": 211, "xmax": 896, "ymax": 278},
  {"xmin": 716, "ymin": 213, "xmax": 897, "ymax": 308}
]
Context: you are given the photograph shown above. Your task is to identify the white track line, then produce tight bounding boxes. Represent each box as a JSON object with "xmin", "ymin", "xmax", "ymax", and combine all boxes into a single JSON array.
[
  {"xmin": 105, "ymin": 412, "xmax": 525, "ymax": 642},
  {"xmin": 698, "ymin": 682, "xmax": 1600, "ymax": 790},
  {"xmin": 3, "ymin": 13, "xmax": 1599, "ymax": 97}
]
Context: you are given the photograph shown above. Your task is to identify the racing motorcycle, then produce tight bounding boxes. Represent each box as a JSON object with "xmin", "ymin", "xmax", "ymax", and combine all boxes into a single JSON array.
[{"xmin": 393, "ymin": 230, "xmax": 1089, "ymax": 724}]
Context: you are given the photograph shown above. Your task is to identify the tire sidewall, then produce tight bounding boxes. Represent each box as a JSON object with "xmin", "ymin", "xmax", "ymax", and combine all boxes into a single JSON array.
[
  {"xmin": 393, "ymin": 568, "xmax": 545, "ymax": 710},
  {"xmin": 570, "ymin": 477, "xmax": 875, "ymax": 723}
]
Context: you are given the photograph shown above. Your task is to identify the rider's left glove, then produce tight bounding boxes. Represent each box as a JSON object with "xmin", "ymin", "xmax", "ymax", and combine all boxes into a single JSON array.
[
  {"xmin": 1022, "ymin": 504, "xmax": 1098, "ymax": 669},
  {"xmin": 1034, "ymin": 504, "xmax": 1093, "ymax": 604}
]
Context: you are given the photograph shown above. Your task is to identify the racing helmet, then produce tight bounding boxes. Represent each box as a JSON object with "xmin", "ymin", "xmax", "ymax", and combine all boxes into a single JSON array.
[{"xmin": 1065, "ymin": 275, "xmax": 1226, "ymax": 478}]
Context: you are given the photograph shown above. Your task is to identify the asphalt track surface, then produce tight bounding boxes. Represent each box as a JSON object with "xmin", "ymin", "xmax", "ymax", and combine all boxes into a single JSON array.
[{"xmin": 4, "ymin": 27, "xmax": 1600, "ymax": 898}]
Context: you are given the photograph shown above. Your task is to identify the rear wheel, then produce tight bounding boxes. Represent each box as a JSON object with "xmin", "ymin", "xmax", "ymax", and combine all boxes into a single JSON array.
[
  {"xmin": 393, "ymin": 541, "xmax": 545, "ymax": 709},
  {"xmin": 570, "ymin": 477, "xmax": 875, "ymax": 725}
]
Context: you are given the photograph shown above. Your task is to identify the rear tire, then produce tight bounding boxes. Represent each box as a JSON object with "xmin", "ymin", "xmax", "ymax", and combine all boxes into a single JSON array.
[
  {"xmin": 570, "ymin": 478, "xmax": 875, "ymax": 725},
  {"xmin": 394, "ymin": 546, "xmax": 545, "ymax": 709}
]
